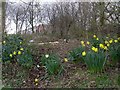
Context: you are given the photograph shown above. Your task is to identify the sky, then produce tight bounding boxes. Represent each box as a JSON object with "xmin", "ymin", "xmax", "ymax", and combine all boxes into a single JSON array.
[{"xmin": 6, "ymin": 0, "xmax": 57, "ymax": 34}]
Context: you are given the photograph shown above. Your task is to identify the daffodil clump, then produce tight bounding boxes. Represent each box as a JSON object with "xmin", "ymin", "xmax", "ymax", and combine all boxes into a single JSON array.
[
  {"xmin": 89, "ymin": 34, "xmax": 101, "ymax": 48},
  {"xmin": 41, "ymin": 54, "xmax": 63, "ymax": 75},
  {"xmin": 70, "ymin": 34, "xmax": 120, "ymax": 73},
  {"xmin": 2, "ymin": 34, "xmax": 33, "ymax": 68},
  {"xmin": 107, "ymin": 37, "xmax": 120, "ymax": 64},
  {"xmin": 68, "ymin": 46, "xmax": 85, "ymax": 63}
]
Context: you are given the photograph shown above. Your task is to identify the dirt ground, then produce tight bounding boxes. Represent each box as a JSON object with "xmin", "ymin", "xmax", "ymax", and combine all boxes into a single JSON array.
[{"xmin": 2, "ymin": 39, "xmax": 119, "ymax": 88}]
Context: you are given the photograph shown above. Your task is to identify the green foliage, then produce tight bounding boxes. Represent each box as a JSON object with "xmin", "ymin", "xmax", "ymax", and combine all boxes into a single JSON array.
[
  {"xmin": 89, "ymin": 36, "xmax": 103, "ymax": 48},
  {"xmin": 117, "ymin": 75, "xmax": 120, "ymax": 86},
  {"xmin": 2, "ymin": 34, "xmax": 33, "ymax": 68},
  {"xmin": 17, "ymin": 49, "xmax": 33, "ymax": 69},
  {"xmin": 41, "ymin": 54, "xmax": 63, "ymax": 76},
  {"xmin": 68, "ymin": 46, "xmax": 85, "ymax": 63},
  {"xmin": 108, "ymin": 41, "xmax": 120, "ymax": 64},
  {"xmin": 83, "ymin": 49, "xmax": 107, "ymax": 73}
]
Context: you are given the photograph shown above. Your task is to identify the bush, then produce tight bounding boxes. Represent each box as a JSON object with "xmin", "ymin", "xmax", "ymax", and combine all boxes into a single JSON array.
[
  {"xmin": 2, "ymin": 34, "xmax": 33, "ymax": 68},
  {"xmin": 41, "ymin": 54, "xmax": 63, "ymax": 76}
]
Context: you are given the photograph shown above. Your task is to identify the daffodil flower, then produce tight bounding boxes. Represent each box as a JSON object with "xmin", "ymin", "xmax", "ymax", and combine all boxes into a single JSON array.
[
  {"xmin": 99, "ymin": 44, "xmax": 104, "ymax": 49},
  {"xmin": 35, "ymin": 78, "xmax": 38, "ymax": 82},
  {"xmin": 35, "ymin": 83, "xmax": 38, "ymax": 86},
  {"xmin": 82, "ymin": 43, "xmax": 85, "ymax": 47},
  {"xmin": 20, "ymin": 42, "xmax": 22, "ymax": 44},
  {"xmin": 87, "ymin": 41, "xmax": 90, "ymax": 45},
  {"xmin": 9, "ymin": 54, "xmax": 13, "ymax": 57},
  {"xmin": 105, "ymin": 41, "xmax": 108, "ymax": 44},
  {"xmin": 37, "ymin": 65, "xmax": 40, "ymax": 68},
  {"xmin": 96, "ymin": 38, "xmax": 99, "ymax": 40},
  {"xmin": 45, "ymin": 54, "xmax": 49, "ymax": 58},
  {"xmin": 104, "ymin": 46, "xmax": 108, "ymax": 50},
  {"xmin": 114, "ymin": 40, "xmax": 118, "ymax": 43},
  {"xmin": 81, "ymin": 41, "xmax": 84, "ymax": 44},
  {"xmin": 64, "ymin": 58, "xmax": 68, "ymax": 62},
  {"xmin": 93, "ymin": 35, "xmax": 96, "ymax": 38},
  {"xmin": 20, "ymin": 48, "xmax": 24, "ymax": 51},
  {"xmin": 13, "ymin": 51, "xmax": 16, "ymax": 55},
  {"xmin": 82, "ymin": 51, "xmax": 86, "ymax": 56},
  {"xmin": 18, "ymin": 51, "xmax": 21, "ymax": 55},
  {"xmin": 92, "ymin": 46, "xmax": 98, "ymax": 52},
  {"xmin": 109, "ymin": 39, "xmax": 113, "ymax": 43},
  {"xmin": 92, "ymin": 46, "xmax": 96, "ymax": 51},
  {"xmin": 94, "ymin": 48, "xmax": 98, "ymax": 52},
  {"xmin": 107, "ymin": 44, "xmax": 110, "ymax": 47},
  {"xmin": 3, "ymin": 41, "xmax": 6, "ymax": 44}
]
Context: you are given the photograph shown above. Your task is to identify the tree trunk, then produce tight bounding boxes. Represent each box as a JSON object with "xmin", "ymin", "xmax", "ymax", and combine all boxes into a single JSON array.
[{"xmin": 2, "ymin": 2, "xmax": 6, "ymax": 34}]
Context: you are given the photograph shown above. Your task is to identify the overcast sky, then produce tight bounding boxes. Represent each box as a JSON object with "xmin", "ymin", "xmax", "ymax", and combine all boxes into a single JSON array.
[{"xmin": 6, "ymin": 0, "xmax": 58, "ymax": 34}]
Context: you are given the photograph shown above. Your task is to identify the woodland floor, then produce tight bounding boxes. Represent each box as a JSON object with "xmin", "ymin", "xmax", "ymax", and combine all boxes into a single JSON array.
[{"xmin": 2, "ymin": 38, "xmax": 120, "ymax": 88}]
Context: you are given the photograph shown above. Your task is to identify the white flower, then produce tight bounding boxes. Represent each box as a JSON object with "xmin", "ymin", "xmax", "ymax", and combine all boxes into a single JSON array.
[
  {"xmin": 45, "ymin": 54, "xmax": 49, "ymax": 58},
  {"xmin": 37, "ymin": 65, "xmax": 40, "ymax": 68},
  {"xmin": 29, "ymin": 39, "xmax": 34, "ymax": 43}
]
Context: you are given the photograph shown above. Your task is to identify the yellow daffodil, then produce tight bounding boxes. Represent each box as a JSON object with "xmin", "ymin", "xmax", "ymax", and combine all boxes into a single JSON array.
[
  {"xmin": 114, "ymin": 40, "xmax": 118, "ymax": 43},
  {"xmin": 35, "ymin": 78, "xmax": 38, "ymax": 82},
  {"xmin": 92, "ymin": 46, "xmax": 98, "ymax": 52},
  {"xmin": 96, "ymin": 38, "xmax": 99, "ymax": 40},
  {"xmin": 82, "ymin": 51, "xmax": 86, "ymax": 56},
  {"xmin": 81, "ymin": 41, "xmax": 84, "ymax": 44},
  {"xmin": 92, "ymin": 46, "xmax": 96, "ymax": 51},
  {"xmin": 64, "ymin": 58, "xmax": 68, "ymax": 62},
  {"xmin": 45, "ymin": 54, "xmax": 49, "ymax": 58},
  {"xmin": 94, "ymin": 48, "xmax": 98, "ymax": 52},
  {"xmin": 82, "ymin": 43, "xmax": 85, "ymax": 47},
  {"xmin": 20, "ymin": 48, "xmax": 24, "ymax": 51},
  {"xmin": 93, "ymin": 35, "xmax": 96, "ymax": 38},
  {"xmin": 107, "ymin": 44, "xmax": 110, "ymax": 47},
  {"xmin": 18, "ymin": 51, "xmax": 21, "ymax": 55},
  {"xmin": 99, "ymin": 44, "xmax": 104, "ymax": 49},
  {"xmin": 13, "ymin": 51, "xmax": 16, "ymax": 55},
  {"xmin": 109, "ymin": 39, "xmax": 113, "ymax": 44},
  {"xmin": 104, "ymin": 46, "xmax": 108, "ymax": 50},
  {"xmin": 105, "ymin": 41, "xmax": 108, "ymax": 44},
  {"xmin": 3, "ymin": 41, "xmax": 6, "ymax": 44},
  {"xmin": 20, "ymin": 42, "xmax": 22, "ymax": 44},
  {"xmin": 87, "ymin": 41, "xmax": 90, "ymax": 45},
  {"xmin": 9, "ymin": 54, "xmax": 12, "ymax": 57},
  {"xmin": 35, "ymin": 83, "xmax": 38, "ymax": 86}
]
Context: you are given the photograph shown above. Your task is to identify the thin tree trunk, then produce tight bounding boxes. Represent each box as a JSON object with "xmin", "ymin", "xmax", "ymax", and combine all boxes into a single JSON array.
[{"xmin": 2, "ymin": 2, "xmax": 6, "ymax": 34}]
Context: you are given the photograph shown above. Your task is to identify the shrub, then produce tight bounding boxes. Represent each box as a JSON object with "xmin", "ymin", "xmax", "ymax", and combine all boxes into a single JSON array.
[{"xmin": 41, "ymin": 54, "xmax": 63, "ymax": 76}]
